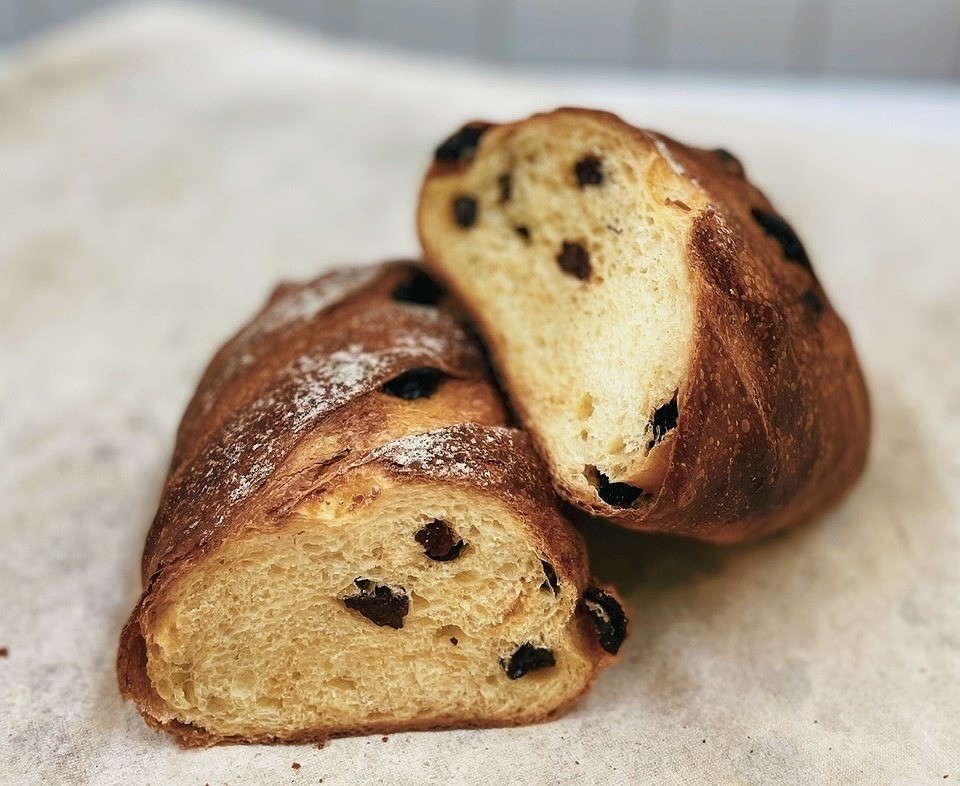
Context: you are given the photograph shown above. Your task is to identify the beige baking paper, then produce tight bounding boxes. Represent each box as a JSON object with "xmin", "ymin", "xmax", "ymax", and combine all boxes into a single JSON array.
[{"xmin": 1, "ymin": 4, "xmax": 958, "ymax": 784}]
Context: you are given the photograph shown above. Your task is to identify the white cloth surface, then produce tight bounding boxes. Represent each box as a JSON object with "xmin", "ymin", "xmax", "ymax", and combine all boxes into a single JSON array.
[{"xmin": 1, "ymin": 3, "xmax": 959, "ymax": 784}]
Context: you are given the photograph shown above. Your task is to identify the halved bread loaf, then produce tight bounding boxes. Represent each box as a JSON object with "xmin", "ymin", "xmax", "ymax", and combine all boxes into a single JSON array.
[
  {"xmin": 117, "ymin": 262, "xmax": 625, "ymax": 746},
  {"xmin": 419, "ymin": 108, "xmax": 870, "ymax": 543}
]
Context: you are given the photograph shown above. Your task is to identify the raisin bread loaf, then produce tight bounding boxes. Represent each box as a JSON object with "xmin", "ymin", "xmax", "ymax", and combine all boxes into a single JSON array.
[
  {"xmin": 418, "ymin": 109, "xmax": 870, "ymax": 543},
  {"xmin": 117, "ymin": 262, "xmax": 625, "ymax": 746}
]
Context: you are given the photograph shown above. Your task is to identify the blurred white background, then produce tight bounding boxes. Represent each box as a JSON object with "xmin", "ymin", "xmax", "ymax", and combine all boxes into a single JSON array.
[{"xmin": 2, "ymin": 0, "xmax": 959, "ymax": 79}]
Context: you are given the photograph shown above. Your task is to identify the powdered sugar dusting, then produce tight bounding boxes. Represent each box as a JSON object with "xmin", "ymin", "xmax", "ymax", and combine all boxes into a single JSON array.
[
  {"xmin": 213, "ymin": 341, "xmax": 428, "ymax": 509},
  {"xmin": 389, "ymin": 311, "xmax": 452, "ymax": 357},
  {"xmin": 202, "ymin": 266, "xmax": 384, "ymax": 410},
  {"xmin": 370, "ymin": 425, "xmax": 519, "ymax": 486},
  {"xmin": 250, "ymin": 266, "xmax": 382, "ymax": 340},
  {"xmin": 189, "ymin": 265, "xmax": 384, "ymax": 415},
  {"xmin": 287, "ymin": 344, "xmax": 397, "ymax": 427},
  {"xmin": 651, "ymin": 135, "xmax": 688, "ymax": 178}
]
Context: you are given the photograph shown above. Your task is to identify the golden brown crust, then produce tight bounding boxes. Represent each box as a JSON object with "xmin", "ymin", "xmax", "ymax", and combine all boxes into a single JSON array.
[
  {"xmin": 140, "ymin": 262, "xmax": 490, "ymax": 581},
  {"xmin": 118, "ymin": 261, "xmax": 621, "ymax": 746},
  {"xmin": 419, "ymin": 108, "xmax": 870, "ymax": 543},
  {"xmin": 130, "ymin": 682, "xmax": 595, "ymax": 748}
]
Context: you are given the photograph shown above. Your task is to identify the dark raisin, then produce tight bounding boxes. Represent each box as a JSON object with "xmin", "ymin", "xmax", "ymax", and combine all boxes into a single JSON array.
[
  {"xmin": 575, "ymin": 154, "xmax": 603, "ymax": 187},
  {"xmin": 581, "ymin": 587, "xmax": 627, "ymax": 655},
  {"xmin": 751, "ymin": 208, "xmax": 812, "ymax": 270},
  {"xmin": 498, "ymin": 173, "xmax": 512, "ymax": 203},
  {"xmin": 801, "ymin": 288, "xmax": 825, "ymax": 316},
  {"xmin": 501, "ymin": 643, "xmax": 556, "ymax": 679},
  {"xmin": 391, "ymin": 270, "xmax": 444, "ymax": 306},
  {"xmin": 595, "ymin": 471, "xmax": 644, "ymax": 508},
  {"xmin": 415, "ymin": 520, "xmax": 466, "ymax": 561},
  {"xmin": 450, "ymin": 637, "xmax": 459, "ymax": 646},
  {"xmin": 540, "ymin": 560, "xmax": 559, "ymax": 594},
  {"xmin": 343, "ymin": 579, "xmax": 409, "ymax": 629},
  {"xmin": 712, "ymin": 148, "xmax": 745, "ymax": 177},
  {"xmin": 453, "ymin": 195, "xmax": 478, "ymax": 228},
  {"xmin": 381, "ymin": 368, "xmax": 442, "ymax": 400},
  {"xmin": 651, "ymin": 392, "xmax": 679, "ymax": 444},
  {"xmin": 556, "ymin": 241, "xmax": 591, "ymax": 281},
  {"xmin": 434, "ymin": 122, "xmax": 490, "ymax": 164},
  {"xmin": 515, "ymin": 226, "xmax": 531, "ymax": 241}
]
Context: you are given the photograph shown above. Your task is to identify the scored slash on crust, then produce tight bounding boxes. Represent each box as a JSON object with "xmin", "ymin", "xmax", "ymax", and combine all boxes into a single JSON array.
[
  {"xmin": 391, "ymin": 269, "xmax": 445, "ymax": 306},
  {"xmin": 380, "ymin": 367, "xmax": 443, "ymax": 400}
]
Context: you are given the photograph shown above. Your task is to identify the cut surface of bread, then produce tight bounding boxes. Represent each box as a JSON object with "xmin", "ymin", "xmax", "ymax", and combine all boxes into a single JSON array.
[
  {"xmin": 133, "ymin": 433, "xmax": 609, "ymax": 743},
  {"xmin": 419, "ymin": 109, "xmax": 871, "ymax": 542},
  {"xmin": 423, "ymin": 113, "xmax": 703, "ymax": 489},
  {"xmin": 118, "ymin": 263, "xmax": 624, "ymax": 746}
]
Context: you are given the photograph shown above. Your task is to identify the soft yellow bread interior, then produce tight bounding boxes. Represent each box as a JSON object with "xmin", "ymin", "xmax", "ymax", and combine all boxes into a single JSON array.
[
  {"xmin": 143, "ymin": 472, "xmax": 593, "ymax": 739},
  {"xmin": 421, "ymin": 114, "xmax": 707, "ymax": 499}
]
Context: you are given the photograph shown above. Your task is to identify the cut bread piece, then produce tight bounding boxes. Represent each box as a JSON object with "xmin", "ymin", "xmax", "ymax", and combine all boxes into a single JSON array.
[
  {"xmin": 419, "ymin": 108, "xmax": 870, "ymax": 543},
  {"xmin": 118, "ymin": 262, "xmax": 624, "ymax": 746},
  {"xmin": 121, "ymin": 425, "xmax": 620, "ymax": 745}
]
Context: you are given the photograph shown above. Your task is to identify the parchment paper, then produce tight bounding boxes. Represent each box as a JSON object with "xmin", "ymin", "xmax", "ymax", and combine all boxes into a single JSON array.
[{"xmin": 1, "ymin": 4, "xmax": 958, "ymax": 784}]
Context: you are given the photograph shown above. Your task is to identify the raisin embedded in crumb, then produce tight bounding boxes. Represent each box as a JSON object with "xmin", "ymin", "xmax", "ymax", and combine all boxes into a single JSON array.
[
  {"xmin": 498, "ymin": 173, "xmax": 512, "ymax": 202},
  {"xmin": 501, "ymin": 643, "xmax": 556, "ymax": 679},
  {"xmin": 453, "ymin": 195, "xmax": 478, "ymax": 228},
  {"xmin": 343, "ymin": 578, "xmax": 409, "ymax": 629},
  {"xmin": 415, "ymin": 519, "xmax": 466, "ymax": 561},
  {"xmin": 540, "ymin": 560, "xmax": 559, "ymax": 594},
  {"xmin": 597, "ymin": 478, "xmax": 643, "ymax": 507},
  {"xmin": 0, "ymin": 647, "xmax": 7, "ymax": 657},
  {"xmin": 575, "ymin": 154, "xmax": 603, "ymax": 187},
  {"xmin": 712, "ymin": 148, "xmax": 745, "ymax": 177},
  {"xmin": 434, "ymin": 122, "xmax": 490, "ymax": 163},
  {"xmin": 593, "ymin": 470, "xmax": 645, "ymax": 508},
  {"xmin": 557, "ymin": 241, "xmax": 591, "ymax": 281},
  {"xmin": 651, "ymin": 392, "xmax": 679, "ymax": 444},
  {"xmin": 381, "ymin": 367, "xmax": 442, "ymax": 400},
  {"xmin": 392, "ymin": 270, "xmax": 444, "ymax": 306},
  {"xmin": 801, "ymin": 288, "xmax": 825, "ymax": 316},
  {"xmin": 581, "ymin": 588, "xmax": 627, "ymax": 655},
  {"xmin": 450, "ymin": 637, "xmax": 459, "ymax": 646},
  {"xmin": 751, "ymin": 208, "xmax": 812, "ymax": 270},
  {"xmin": 381, "ymin": 736, "xmax": 389, "ymax": 742},
  {"xmin": 515, "ymin": 225, "xmax": 531, "ymax": 241},
  {"xmin": 292, "ymin": 762, "xmax": 301, "ymax": 770}
]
